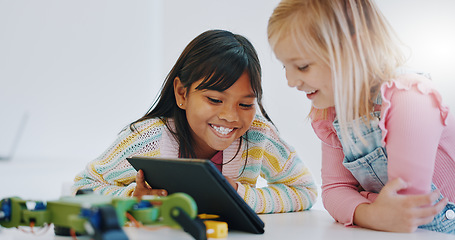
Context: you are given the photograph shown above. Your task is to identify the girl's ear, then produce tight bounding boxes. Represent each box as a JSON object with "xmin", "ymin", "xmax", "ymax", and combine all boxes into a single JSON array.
[{"xmin": 174, "ymin": 77, "xmax": 187, "ymax": 109}]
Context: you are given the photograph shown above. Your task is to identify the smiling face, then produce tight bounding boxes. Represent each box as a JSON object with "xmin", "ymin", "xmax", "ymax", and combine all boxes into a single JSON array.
[
  {"xmin": 273, "ymin": 36, "xmax": 335, "ymax": 109},
  {"xmin": 174, "ymin": 71, "xmax": 256, "ymax": 159}
]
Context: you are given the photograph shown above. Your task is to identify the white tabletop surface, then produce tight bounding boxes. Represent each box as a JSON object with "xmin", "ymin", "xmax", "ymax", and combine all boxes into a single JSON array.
[{"xmin": 1, "ymin": 209, "xmax": 454, "ymax": 240}]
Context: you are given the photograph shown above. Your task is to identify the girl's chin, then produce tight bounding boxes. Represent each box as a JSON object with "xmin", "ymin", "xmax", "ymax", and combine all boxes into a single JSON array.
[
  {"xmin": 311, "ymin": 103, "xmax": 335, "ymax": 109},
  {"xmin": 311, "ymin": 102, "xmax": 326, "ymax": 109},
  {"xmin": 310, "ymin": 98, "xmax": 335, "ymax": 109}
]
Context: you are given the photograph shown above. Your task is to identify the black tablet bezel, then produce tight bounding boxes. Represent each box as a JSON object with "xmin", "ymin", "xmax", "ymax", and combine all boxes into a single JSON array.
[{"xmin": 127, "ymin": 156, "xmax": 265, "ymax": 234}]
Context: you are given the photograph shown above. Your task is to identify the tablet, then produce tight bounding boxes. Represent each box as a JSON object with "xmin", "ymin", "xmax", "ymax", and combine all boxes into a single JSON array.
[{"xmin": 126, "ymin": 156, "xmax": 265, "ymax": 234}]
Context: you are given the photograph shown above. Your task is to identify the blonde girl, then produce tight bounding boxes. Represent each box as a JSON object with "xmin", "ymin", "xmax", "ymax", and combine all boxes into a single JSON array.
[{"xmin": 268, "ymin": 0, "xmax": 455, "ymax": 234}]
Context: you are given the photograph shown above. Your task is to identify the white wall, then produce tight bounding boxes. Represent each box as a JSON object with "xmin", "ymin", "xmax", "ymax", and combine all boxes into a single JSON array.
[
  {"xmin": 1, "ymin": 0, "xmax": 454, "ymax": 200},
  {"xmin": 376, "ymin": 0, "xmax": 455, "ymax": 105},
  {"xmin": 0, "ymin": 0, "xmax": 164, "ymax": 199},
  {"xmin": 0, "ymin": 1, "xmax": 164, "ymax": 161}
]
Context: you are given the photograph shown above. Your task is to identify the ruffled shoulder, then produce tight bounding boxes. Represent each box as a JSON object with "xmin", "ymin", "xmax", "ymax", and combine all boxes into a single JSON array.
[
  {"xmin": 379, "ymin": 73, "xmax": 450, "ymax": 144},
  {"xmin": 310, "ymin": 107, "xmax": 342, "ymax": 148}
]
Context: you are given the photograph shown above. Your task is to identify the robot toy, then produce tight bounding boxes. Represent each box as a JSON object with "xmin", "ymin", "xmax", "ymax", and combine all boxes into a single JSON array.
[{"xmin": 0, "ymin": 192, "xmax": 226, "ymax": 240}]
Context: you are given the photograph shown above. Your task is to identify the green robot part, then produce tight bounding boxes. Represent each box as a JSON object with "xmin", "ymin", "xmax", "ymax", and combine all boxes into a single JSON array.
[{"xmin": 0, "ymin": 192, "xmax": 205, "ymax": 240}]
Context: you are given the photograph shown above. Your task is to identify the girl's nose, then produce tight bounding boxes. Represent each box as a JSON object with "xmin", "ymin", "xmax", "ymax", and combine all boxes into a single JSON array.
[
  {"xmin": 218, "ymin": 104, "xmax": 239, "ymax": 122},
  {"xmin": 286, "ymin": 70, "xmax": 304, "ymax": 89}
]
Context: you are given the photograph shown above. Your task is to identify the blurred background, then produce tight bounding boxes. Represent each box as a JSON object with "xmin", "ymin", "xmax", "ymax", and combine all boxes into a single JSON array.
[{"xmin": 1, "ymin": 0, "xmax": 454, "ymax": 200}]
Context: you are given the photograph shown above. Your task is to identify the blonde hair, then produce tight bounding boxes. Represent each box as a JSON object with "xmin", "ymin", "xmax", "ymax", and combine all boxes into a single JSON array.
[{"xmin": 268, "ymin": 0, "xmax": 406, "ymax": 143}]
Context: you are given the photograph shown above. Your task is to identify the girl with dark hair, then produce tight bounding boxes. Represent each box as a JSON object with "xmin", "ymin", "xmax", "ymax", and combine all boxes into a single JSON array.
[{"xmin": 73, "ymin": 29, "xmax": 317, "ymax": 214}]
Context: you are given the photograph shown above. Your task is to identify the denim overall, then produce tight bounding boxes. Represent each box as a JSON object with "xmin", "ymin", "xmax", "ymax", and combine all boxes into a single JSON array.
[{"xmin": 332, "ymin": 94, "xmax": 455, "ymax": 234}]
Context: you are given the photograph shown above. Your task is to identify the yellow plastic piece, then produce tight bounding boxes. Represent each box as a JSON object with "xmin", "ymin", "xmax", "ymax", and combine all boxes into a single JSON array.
[
  {"xmin": 204, "ymin": 220, "xmax": 228, "ymax": 239},
  {"xmin": 197, "ymin": 214, "xmax": 220, "ymax": 220}
]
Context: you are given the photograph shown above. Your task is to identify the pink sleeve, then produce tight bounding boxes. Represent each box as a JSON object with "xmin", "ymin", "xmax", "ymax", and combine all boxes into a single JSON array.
[
  {"xmin": 380, "ymin": 80, "xmax": 446, "ymax": 195},
  {"xmin": 320, "ymin": 142, "xmax": 372, "ymax": 226},
  {"xmin": 312, "ymin": 108, "xmax": 372, "ymax": 226}
]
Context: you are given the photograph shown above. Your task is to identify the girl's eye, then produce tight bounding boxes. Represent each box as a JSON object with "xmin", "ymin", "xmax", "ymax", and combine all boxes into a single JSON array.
[
  {"xmin": 298, "ymin": 65, "xmax": 309, "ymax": 71},
  {"xmin": 207, "ymin": 96, "xmax": 254, "ymax": 109},
  {"xmin": 207, "ymin": 97, "xmax": 222, "ymax": 104},
  {"xmin": 239, "ymin": 103, "xmax": 254, "ymax": 108}
]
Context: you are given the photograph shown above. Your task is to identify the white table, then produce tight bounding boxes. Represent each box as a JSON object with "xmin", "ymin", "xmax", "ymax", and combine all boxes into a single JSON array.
[{"xmin": 1, "ymin": 210, "xmax": 454, "ymax": 240}]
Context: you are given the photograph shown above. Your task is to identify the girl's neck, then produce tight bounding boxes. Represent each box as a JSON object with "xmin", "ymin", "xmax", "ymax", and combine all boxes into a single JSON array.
[{"xmin": 194, "ymin": 148, "xmax": 218, "ymax": 160}]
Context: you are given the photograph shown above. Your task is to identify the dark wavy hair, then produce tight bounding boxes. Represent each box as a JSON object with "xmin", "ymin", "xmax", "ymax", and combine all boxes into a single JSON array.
[{"xmin": 130, "ymin": 29, "xmax": 271, "ymax": 160}]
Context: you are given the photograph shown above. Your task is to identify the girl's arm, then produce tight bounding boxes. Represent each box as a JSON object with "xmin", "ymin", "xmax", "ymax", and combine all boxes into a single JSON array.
[
  {"xmin": 320, "ymin": 141, "xmax": 374, "ymax": 225},
  {"xmin": 318, "ymin": 80, "xmax": 450, "ymax": 232},
  {"xmin": 383, "ymin": 85, "xmax": 444, "ymax": 194},
  {"xmin": 353, "ymin": 81, "xmax": 450, "ymax": 232},
  {"xmin": 72, "ymin": 122, "xmax": 158, "ymax": 196},
  {"xmin": 72, "ymin": 158, "xmax": 137, "ymax": 196},
  {"xmin": 311, "ymin": 108, "xmax": 376, "ymax": 224},
  {"xmin": 319, "ymin": 121, "xmax": 446, "ymax": 231},
  {"xmin": 240, "ymin": 121, "xmax": 318, "ymax": 214},
  {"xmin": 242, "ymin": 152, "xmax": 318, "ymax": 214}
]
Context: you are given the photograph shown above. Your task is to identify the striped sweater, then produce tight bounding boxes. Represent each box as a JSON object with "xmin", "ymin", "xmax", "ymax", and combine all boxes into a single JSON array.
[{"xmin": 72, "ymin": 114, "xmax": 318, "ymax": 213}]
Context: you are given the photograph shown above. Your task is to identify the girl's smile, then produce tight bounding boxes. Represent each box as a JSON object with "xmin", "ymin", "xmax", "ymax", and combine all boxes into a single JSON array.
[
  {"xmin": 210, "ymin": 124, "xmax": 235, "ymax": 136},
  {"xmin": 305, "ymin": 89, "xmax": 318, "ymax": 100}
]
